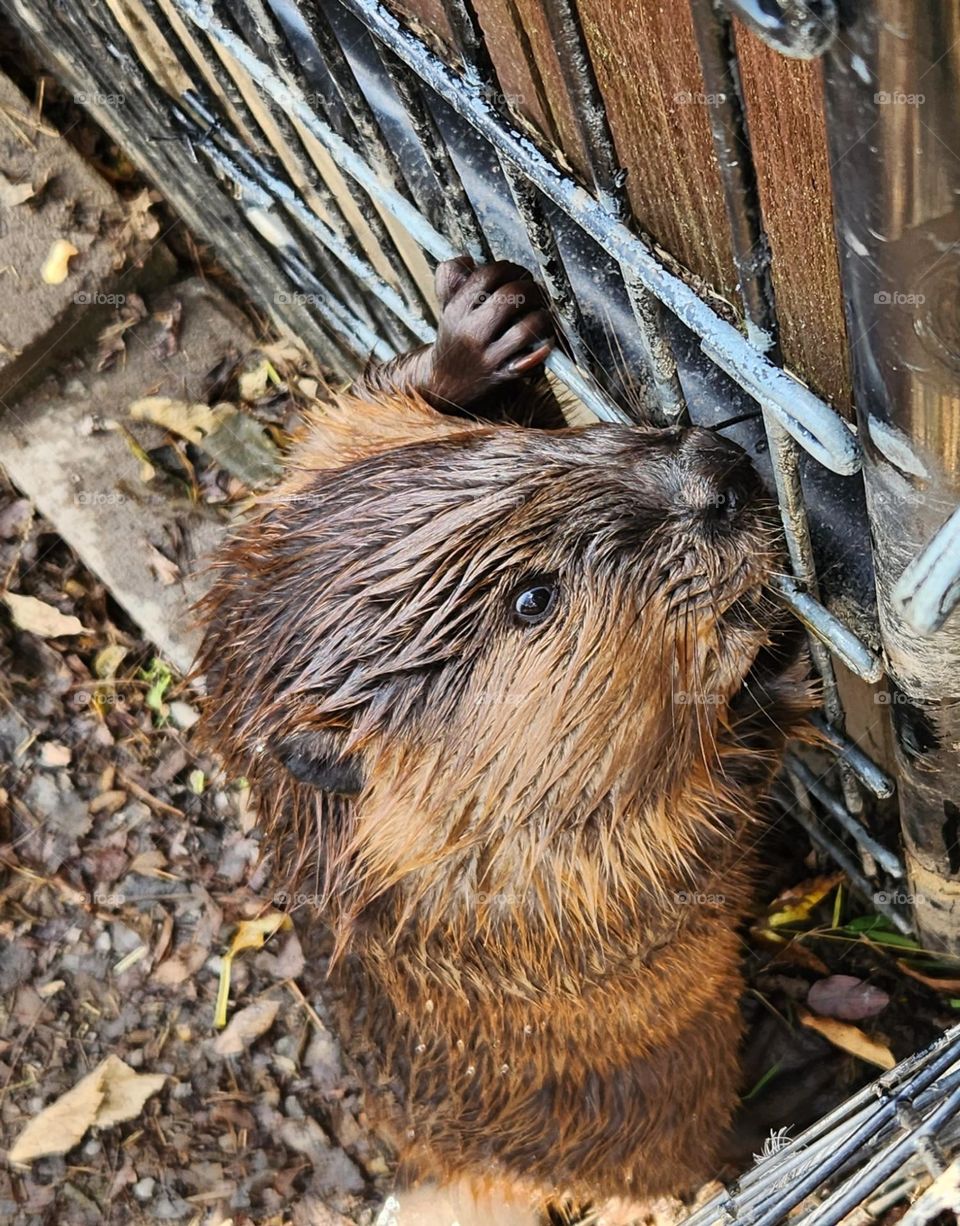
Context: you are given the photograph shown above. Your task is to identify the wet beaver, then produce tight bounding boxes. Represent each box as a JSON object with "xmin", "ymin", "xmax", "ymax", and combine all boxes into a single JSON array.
[{"xmin": 198, "ymin": 258, "xmax": 814, "ymax": 1220}]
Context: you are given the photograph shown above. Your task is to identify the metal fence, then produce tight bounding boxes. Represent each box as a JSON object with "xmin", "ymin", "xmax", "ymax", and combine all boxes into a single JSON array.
[{"xmin": 4, "ymin": 0, "xmax": 960, "ymax": 1219}]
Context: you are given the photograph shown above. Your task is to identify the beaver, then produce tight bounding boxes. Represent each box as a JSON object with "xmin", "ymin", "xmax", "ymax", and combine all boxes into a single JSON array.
[{"xmin": 197, "ymin": 257, "xmax": 814, "ymax": 1221}]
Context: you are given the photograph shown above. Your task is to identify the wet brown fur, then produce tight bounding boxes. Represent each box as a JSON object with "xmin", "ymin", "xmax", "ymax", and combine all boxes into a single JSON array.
[{"xmin": 197, "ymin": 260, "xmax": 815, "ymax": 1213}]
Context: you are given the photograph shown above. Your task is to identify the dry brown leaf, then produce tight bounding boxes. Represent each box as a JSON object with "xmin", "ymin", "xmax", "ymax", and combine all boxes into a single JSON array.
[
  {"xmin": 3, "ymin": 592, "xmax": 87, "ymax": 638},
  {"xmin": 798, "ymin": 1008, "xmax": 896, "ymax": 1069},
  {"xmin": 213, "ymin": 999, "xmax": 281, "ymax": 1056},
  {"xmin": 895, "ymin": 960, "xmax": 960, "ymax": 991},
  {"xmin": 8, "ymin": 1055, "xmax": 166, "ymax": 1163},
  {"xmin": 128, "ymin": 849, "xmax": 168, "ymax": 876}
]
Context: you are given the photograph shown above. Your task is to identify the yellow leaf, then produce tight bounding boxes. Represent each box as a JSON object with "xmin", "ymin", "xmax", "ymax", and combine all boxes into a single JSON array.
[
  {"xmin": 41, "ymin": 238, "xmax": 78, "ymax": 284},
  {"xmin": 229, "ymin": 913, "xmax": 293, "ymax": 957},
  {"xmin": 129, "ymin": 396, "xmax": 231, "ymax": 443},
  {"xmin": 798, "ymin": 1009, "xmax": 896, "ymax": 1070},
  {"xmin": 215, "ymin": 913, "xmax": 292, "ymax": 1029},
  {"xmin": 768, "ymin": 873, "xmax": 844, "ymax": 928}
]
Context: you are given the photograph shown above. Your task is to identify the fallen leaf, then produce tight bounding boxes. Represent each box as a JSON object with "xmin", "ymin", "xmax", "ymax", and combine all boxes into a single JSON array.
[
  {"xmin": 128, "ymin": 849, "xmax": 168, "ymax": 876},
  {"xmin": 213, "ymin": 999, "xmax": 281, "ymax": 1056},
  {"xmin": 3, "ymin": 593, "xmax": 87, "ymax": 638},
  {"xmin": 129, "ymin": 396, "xmax": 228, "ymax": 443},
  {"xmin": 94, "ymin": 644, "xmax": 128, "ymax": 679},
  {"xmin": 215, "ymin": 913, "xmax": 293, "ymax": 1028},
  {"xmin": 895, "ymin": 960, "xmax": 960, "ymax": 991},
  {"xmin": 807, "ymin": 975, "xmax": 889, "ymax": 1021},
  {"xmin": 229, "ymin": 913, "xmax": 293, "ymax": 957},
  {"xmin": 8, "ymin": 1055, "xmax": 166, "ymax": 1163},
  {"xmin": 768, "ymin": 874, "xmax": 843, "ymax": 928},
  {"xmin": 41, "ymin": 238, "xmax": 78, "ymax": 284},
  {"xmin": 147, "ymin": 546, "xmax": 180, "ymax": 587},
  {"xmin": 0, "ymin": 174, "xmax": 34, "ymax": 207},
  {"xmin": 798, "ymin": 1009, "xmax": 895, "ymax": 1070}
]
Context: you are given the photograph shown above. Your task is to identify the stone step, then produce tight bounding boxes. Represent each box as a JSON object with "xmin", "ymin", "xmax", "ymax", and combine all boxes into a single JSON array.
[
  {"xmin": 0, "ymin": 70, "xmax": 175, "ymax": 402},
  {"xmin": 0, "ymin": 278, "xmax": 259, "ymax": 674}
]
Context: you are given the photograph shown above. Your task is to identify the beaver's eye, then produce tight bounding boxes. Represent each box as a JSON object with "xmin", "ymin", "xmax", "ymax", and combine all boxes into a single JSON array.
[{"xmin": 511, "ymin": 578, "xmax": 559, "ymax": 626}]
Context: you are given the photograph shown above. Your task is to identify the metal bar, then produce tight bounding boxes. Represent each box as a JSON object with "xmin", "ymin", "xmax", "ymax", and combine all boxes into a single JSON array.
[
  {"xmin": 893, "ymin": 504, "xmax": 960, "ymax": 635},
  {"xmin": 169, "ymin": 93, "xmax": 433, "ymax": 343},
  {"xmin": 801, "ymin": 1082, "xmax": 960, "ymax": 1226},
  {"xmin": 141, "ymin": 0, "xmax": 406, "ymax": 349},
  {"xmin": 175, "ymin": 0, "xmax": 860, "ymax": 474},
  {"xmin": 11, "ymin": 0, "xmax": 351, "ymax": 373},
  {"xmin": 685, "ymin": 1027, "xmax": 960, "ymax": 1223},
  {"xmin": 690, "ymin": 0, "xmax": 864, "ymax": 817},
  {"xmin": 374, "ymin": 43, "xmax": 489, "ymax": 261},
  {"xmin": 811, "ymin": 713, "xmax": 896, "ymax": 800},
  {"xmin": 781, "ymin": 774, "xmax": 912, "ymax": 935},
  {"xmin": 169, "ymin": 114, "xmax": 396, "ymax": 360},
  {"xmin": 724, "ymin": 1, "xmax": 838, "ymax": 60},
  {"xmin": 788, "ymin": 755, "xmax": 905, "ymax": 879},
  {"xmin": 772, "ymin": 576, "xmax": 883, "ymax": 684},
  {"xmin": 221, "ymin": 0, "xmax": 436, "ymax": 332},
  {"xmin": 822, "ymin": 1, "xmax": 960, "ymax": 953}
]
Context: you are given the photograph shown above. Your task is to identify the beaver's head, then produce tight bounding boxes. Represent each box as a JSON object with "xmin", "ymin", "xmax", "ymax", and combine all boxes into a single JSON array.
[{"xmin": 198, "ymin": 394, "xmax": 811, "ymax": 954}]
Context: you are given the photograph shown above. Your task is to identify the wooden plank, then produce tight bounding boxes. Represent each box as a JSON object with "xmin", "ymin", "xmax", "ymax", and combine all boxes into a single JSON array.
[
  {"xmin": 734, "ymin": 24, "xmax": 852, "ymax": 410},
  {"xmin": 574, "ymin": 0, "xmax": 736, "ymax": 296}
]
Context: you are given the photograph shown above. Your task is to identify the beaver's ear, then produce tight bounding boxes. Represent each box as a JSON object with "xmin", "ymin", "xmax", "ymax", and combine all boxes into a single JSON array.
[
  {"xmin": 270, "ymin": 728, "xmax": 365, "ymax": 796},
  {"xmin": 294, "ymin": 391, "xmax": 477, "ymax": 473}
]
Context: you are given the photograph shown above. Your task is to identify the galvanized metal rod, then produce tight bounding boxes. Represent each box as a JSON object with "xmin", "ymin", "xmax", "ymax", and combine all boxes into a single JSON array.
[
  {"xmin": 811, "ymin": 712, "xmax": 896, "ymax": 799},
  {"xmin": 169, "ymin": 93, "xmax": 433, "ymax": 342},
  {"xmin": 223, "ymin": 0, "xmax": 436, "ymax": 330},
  {"xmin": 788, "ymin": 755, "xmax": 904, "ymax": 878},
  {"xmin": 689, "ymin": 0, "xmax": 866, "ymax": 820},
  {"xmin": 141, "ymin": 0, "xmax": 406, "ymax": 348},
  {"xmin": 724, "ymin": 0, "xmax": 838, "ymax": 60},
  {"xmin": 19, "ymin": 0, "xmax": 350, "ymax": 372},
  {"xmin": 781, "ymin": 774, "xmax": 912, "ymax": 935},
  {"xmin": 801, "ymin": 1081, "xmax": 960, "ymax": 1226},
  {"xmin": 893, "ymin": 503, "xmax": 960, "ymax": 635},
  {"xmin": 331, "ymin": 0, "xmax": 859, "ymax": 471},
  {"xmin": 684, "ymin": 1026, "xmax": 960, "ymax": 1225},
  {"xmin": 771, "ymin": 576, "xmax": 882, "ymax": 685},
  {"xmin": 187, "ymin": 133, "xmax": 397, "ymax": 360}
]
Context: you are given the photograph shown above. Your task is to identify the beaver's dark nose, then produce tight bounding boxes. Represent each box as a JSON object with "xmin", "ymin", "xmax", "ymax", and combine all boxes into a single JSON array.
[{"xmin": 676, "ymin": 427, "xmax": 759, "ymax": 520}]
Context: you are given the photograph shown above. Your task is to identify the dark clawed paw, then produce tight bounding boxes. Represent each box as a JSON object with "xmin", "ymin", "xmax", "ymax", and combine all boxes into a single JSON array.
[{"xmin": 431, "ymin": 258, "xmax": 556, "ymax": 399}]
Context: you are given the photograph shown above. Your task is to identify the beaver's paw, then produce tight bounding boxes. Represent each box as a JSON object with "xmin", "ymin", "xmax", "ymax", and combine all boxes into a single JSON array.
[{"xmin": 429, "ymin": 257, "xmax": 555, "ymax": 405}]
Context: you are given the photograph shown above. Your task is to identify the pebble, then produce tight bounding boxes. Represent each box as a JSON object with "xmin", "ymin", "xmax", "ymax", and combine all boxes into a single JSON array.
[{"xmin": 133, "ymin": 1177, "xmax": 155, "ymax": 1202}]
